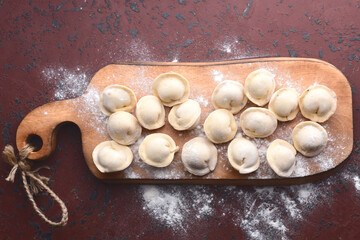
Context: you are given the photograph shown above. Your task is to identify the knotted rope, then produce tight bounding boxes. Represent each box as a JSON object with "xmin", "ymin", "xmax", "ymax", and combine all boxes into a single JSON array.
[{"xmin": 3, "ymin": 144, "xmax": 68, "ymax": 226}]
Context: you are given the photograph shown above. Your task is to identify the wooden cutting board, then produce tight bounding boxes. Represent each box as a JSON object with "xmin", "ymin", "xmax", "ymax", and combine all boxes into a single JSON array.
[{"xmin": 16, "ymin": 57, "xmax": 353, "ymax": 185}]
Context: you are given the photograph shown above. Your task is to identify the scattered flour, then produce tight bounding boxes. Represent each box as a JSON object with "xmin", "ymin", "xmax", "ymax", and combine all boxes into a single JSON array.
[
  {"xmin": 211, "ymin": 69, "xmax": 225, "ymax": 83},
  {"xmin": 41, "ymin": 66, "xmax": 107, "ymax": 135},
  {"xmin": 222, "ymin": 43, "xmax": 233, "ymax": 53},
  {"xmin": 123, "ymin": 39, "xmax": 156, "ymax": 62},
  {"xmin": 42, "ymin": 67, "xmax": 89, "ymax": 100},
  {"xmin": 72, "ymin": 86, "xmax": 108, "ymax": 136},
  {"xmin": 354, "ymin": 176, "xmax": 360, "ymax": 192},
  {"xmin": 142, "ymin": 186, "xmax": 187, "ymax": 229},
  {"xmin": 141, "ymin": 185, "xmax": 214, "ymax": 231},
  {"xmin": 140, "ymin": 168, "xmax": 359, "ymax": 239},
  {"xmin": 194, "ymin": 95, "xmax": 209, "ymax": 107},
  {"xmin": 126, "ymin": 66, "xmax": 153, "ymax": 96},
  {"xmin": 214, "ymin": 38, "xmax": 250, "ymax": 59}
]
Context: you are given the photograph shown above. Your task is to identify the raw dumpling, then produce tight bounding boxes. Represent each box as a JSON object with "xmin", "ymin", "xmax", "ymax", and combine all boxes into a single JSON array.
[
  {"xmin": 152, "ymin": 72, "xmax": 190, "ymax": 107},
  {"xmin": 136, "ymin": 95, "xmax": 165, "ymax": 130},
  {"xmin": 266, "ymin": 139, "xmax": 296, "ymax": 177},
  {"xmin": 181, "ymin": 137, "xmax": 218, "ymax": 176},
  {"xmin": 244, "ymin": 69, "xmax": 276, "ymax": 106},
  {"xmin": 100, "ymin": 85, "xmax": 137, "ymax": 115},
  {"xmin": 107, "ymin": 111, "xmax": 142, "ymax": 145},
  {"xmin": 211, "ymin": 80, "xmax": 248, "ymax": 114},
  {"xmin": 204, "ymin": 109, "xmax": 237, "ymax": 144},
  {"xmin": 139, "ymin": 133, "xmax": 179, "ymax": 167},
  {"xmin": 299, "ymin": 85, "xmax": 337, "ymax": 122},
  {"xmin": 92, "ymin": 141, "xmax": 133, "ymax": 173},
  {"xmin": 227, "ymin": 137, "xmax": 259, "ymax": 174},
  {"xmin": 292, "ymin": 121, "xmax": 328, "ymax": 157},
  {"xmin": 268, "ymin": 88, "xmax": 299, "ymax": 121},
  {"xmin": 239, "ymin": 107, "xmax": 278, "ymax": 138},
  {"xmin": 168, "ymin": 99, "xmax": 201, "ymax": 131}
]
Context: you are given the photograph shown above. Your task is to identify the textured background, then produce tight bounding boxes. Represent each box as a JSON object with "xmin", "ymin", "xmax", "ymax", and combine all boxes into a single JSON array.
[{"xmin": 0, "ymin": 0, "xmax": 360, "ymax": 239}]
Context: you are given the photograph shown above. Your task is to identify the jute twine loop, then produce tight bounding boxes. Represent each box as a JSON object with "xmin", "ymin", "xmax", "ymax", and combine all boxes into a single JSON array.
[{"xmin": 3, "ymin": 144, "xmax": 68, "ymax": 226}]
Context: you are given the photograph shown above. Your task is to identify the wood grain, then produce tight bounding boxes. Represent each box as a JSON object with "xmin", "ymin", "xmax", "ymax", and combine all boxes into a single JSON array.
[{"xmin": 16, "ymin": 58, "xmax": 353, "ymax": 185}]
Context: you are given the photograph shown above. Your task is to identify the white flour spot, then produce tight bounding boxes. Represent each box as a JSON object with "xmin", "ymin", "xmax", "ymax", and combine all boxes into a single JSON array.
[
  {"xmin": 140, "ymin": 185, "xmax": 214, "ymax": 232},
  {"xmin": 189, "ymin": 124, "xmax": 205, "ymax": 138},
  {"xmin": 123, "ymin": 39, "xmax": 156, "ymax": 62},
  {"xmin": 211, "ymin": 70, "xmax": 225, "ymax": 83},
  {"xmin": 142, "ymin": 186, "xmax": 187, "ymax": 229},
  {"xmin": 222, "ymin": 43, "xmax": 232, "ymax": 53},
  {"xmin": 213, "ymin": 37, "xmax": 256, "ymax": 60},
  {"xmin": 354, "ymin": 176, "xmax": 360, "ymax": 191},
  {"xmin": 194, "ymin": 95, "xmax": 209, "ymax": 107}
]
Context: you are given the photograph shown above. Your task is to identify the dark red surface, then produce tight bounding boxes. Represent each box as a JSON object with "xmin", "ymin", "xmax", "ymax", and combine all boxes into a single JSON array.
[{"xmin": 1, "ymin": 1, "xmax": 360, "ymax": 239}]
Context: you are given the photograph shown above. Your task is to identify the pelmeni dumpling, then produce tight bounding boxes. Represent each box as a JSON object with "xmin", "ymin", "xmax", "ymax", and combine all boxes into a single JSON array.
[
  {"xmin": 168, "ymin": 99, "xmax": 201, "ymax": 131},
  {"xmin": 244, "ymin": 69, "xmax": 276, "ymax": 106},
  {"xmin": 211, "ymin": 80, "xmax": 248, "ymax": 114},
  {"xmin": 100, "ymin": 85, "xmax": 137, "ymax": 115},
  {"xmin": 227, "ymin": 137, "xmax": 259, "ymax": 174},
  {"xmin": 204, "ymin": 109, "xmax": 237, "ymax": 144},
  {"xmin": 269, "ymin": 88, "xmax": 299, "ymax": 121},
  {"xmin": 239, "ymin": 107, "xmax": 278, "ymax": 138},
  {"xmin": 107, "ymin": 111, "xmax": 142, "ymax": 145},
  {"xmin": 136, "ymin": 95, "xmax": 165, "ymax": 130},
  {"xmin": 266, "ymin": 139, "xmax": 296, "ymax": 177},
  {"xmin": 139, "ymin": 133, "xmax": 179, "ymax": 167},
  {"xmin": 292, "ymin": 121, "xmax": 328, "ymax": 157},
  {"xmin": 299, "ymin": 85, "xmax": 337, "ymax": 122},
  {"xmin": 92, "ymin": 141, "xmax": 133, "ymax": 173},
  {"xmin": 152, "ymin": 72, "xmax": 190, "ymax": 107},
  {"xmin": 181, "ymin": 137, "xmax": 218, "ymax": 176}
]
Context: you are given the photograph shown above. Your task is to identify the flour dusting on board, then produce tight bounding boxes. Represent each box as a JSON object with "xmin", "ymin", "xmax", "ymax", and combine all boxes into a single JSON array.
[
  {"xmin": 72, "ymin": 86, "xmax": 108, "ymax": 136},
  {"xmin": 211, "ymin": 69, "xmax": 225, "ymax": 83},
  {"xmin": 194, "ymin": 95, "xmax": 209, "ymax": 107},
  {"xmin": 41, "ymin": 66, "xmax": 107, "ymax": 135}
]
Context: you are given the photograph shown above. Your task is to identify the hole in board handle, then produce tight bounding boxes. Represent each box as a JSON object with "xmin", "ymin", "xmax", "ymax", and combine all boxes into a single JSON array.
[{"xmin": 26, "ymin": 134, "xmax": 43, "ymax": 152}]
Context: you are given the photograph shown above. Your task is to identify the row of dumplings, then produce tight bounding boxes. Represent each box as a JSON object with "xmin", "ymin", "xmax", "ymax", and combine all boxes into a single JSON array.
[
  {"xmin": 93, "ymin": 119, "xmax": 328, "ymax": 177},
  {"xmin": 92, "ymin": 69, "xmax": 337, "ymax": 178},
  {"xmin": 211, "ymin": 68, "xmax": 337, "ymax": 123}
]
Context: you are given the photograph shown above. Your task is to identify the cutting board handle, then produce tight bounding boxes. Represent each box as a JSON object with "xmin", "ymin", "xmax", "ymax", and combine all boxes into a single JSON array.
[{"xmin": 16, "ymin": 99, "xmax": 79, "ymax": 161}]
